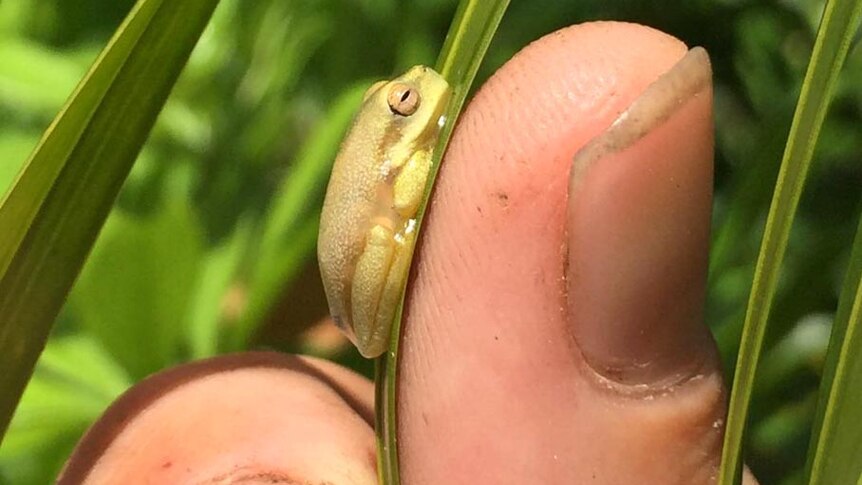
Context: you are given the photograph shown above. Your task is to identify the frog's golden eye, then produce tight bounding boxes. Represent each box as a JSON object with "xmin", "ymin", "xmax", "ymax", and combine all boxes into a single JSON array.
[{"xmin": 387, "ymin": 83, "xmax": 421, "ymax": 116}]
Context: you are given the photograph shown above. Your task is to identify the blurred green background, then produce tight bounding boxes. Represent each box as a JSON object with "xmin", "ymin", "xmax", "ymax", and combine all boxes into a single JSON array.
[{"xmin": 0, "ymin": 0, "xmax": 859, "ymax": 483}]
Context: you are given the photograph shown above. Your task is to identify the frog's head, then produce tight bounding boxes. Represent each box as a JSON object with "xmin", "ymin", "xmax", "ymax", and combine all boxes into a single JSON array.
[{"xmin": 362, "ymin": 66, "xmax": 451, "ymax": 162}]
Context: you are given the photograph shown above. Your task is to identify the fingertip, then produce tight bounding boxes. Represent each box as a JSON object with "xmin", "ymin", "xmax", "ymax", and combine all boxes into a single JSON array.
[{"xmin": 441, "ymin": 21, "xmax": 690, "ymax": 193}]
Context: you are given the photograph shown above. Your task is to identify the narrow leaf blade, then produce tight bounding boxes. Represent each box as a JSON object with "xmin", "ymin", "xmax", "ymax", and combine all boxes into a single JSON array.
[
  {"xmin": 717, "ymin": 1, "xmax": 862, "ymax": 482},
  {"xmin": 805, "ymin": 210, "xmax": 862, "ymax": 483},
  {"xmin": 0, "ymin": 0, "xmax": 220, "ymax": 438},
  {"xmin": 0, "ymin": 0, "xmax": 160, "ymax": 277},
  {"xmin": 375, "ymin": 1, "xmax": 511, "ymax": 484}
]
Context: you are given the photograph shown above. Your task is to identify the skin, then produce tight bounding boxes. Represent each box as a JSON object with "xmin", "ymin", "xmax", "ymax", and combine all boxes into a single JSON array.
[
  {"xmin": 60, "ymin": 23, "xmax": 760, "ymax": 485},
  {"xmin": 318, "ymin": 66, "xmax": 451, "ymax": 358}
]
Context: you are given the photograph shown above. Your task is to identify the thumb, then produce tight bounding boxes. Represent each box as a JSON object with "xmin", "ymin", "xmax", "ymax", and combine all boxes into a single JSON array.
[{"xmin": 399, "ymin": 22, "xmax": 732, "ymax": 484}]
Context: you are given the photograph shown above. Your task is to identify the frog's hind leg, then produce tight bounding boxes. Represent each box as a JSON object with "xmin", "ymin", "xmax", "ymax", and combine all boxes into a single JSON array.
[
  {"xmin": 351, "ymin": 224, "xmax": 397, "ymax": 357},
  {"xmin": 352, "ymin": 150, "xmax": 429, "ymax": 357},
  {"xmin": 371, "ymin": 228, "xmax": 417, "ymax": 351}
]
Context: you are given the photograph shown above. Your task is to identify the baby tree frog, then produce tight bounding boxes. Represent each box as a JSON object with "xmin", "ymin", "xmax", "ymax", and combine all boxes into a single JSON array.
[{"xmin": 318, "ymin": 66, "xmax": 451, "ymax": 358}]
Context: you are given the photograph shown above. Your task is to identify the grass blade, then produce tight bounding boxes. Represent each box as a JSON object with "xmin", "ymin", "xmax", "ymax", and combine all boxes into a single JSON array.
[
  {"xmin": 375, "ymin": 1, "xmax": 511, "ymax": 483},
  {"xmin": 804, "ymin": 209, "xmax": 862, "ymax": 484},
  {"xmin": 0, "ymin": 0, "xmax": 219, "ymax": 439},
  {"xmin": 717, "ymin": 1, "xmax": 862, "ymax": 482}
]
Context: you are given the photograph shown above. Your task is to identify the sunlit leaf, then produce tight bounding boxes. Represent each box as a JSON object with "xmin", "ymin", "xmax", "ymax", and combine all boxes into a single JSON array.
[
  {"xmin": 375, "ymin": 1, "xmax": 511, "ymax": 483},
  {"xmin": 70, "ymin": 195, "xmax": 205, "ymax": 379},
  {"xmin": 187, "ymin": 218, "xmax": 251, "ymax": 359},
  {"xmin": 0, "ymin": 0, "xmax": 219, "ymax": 438},
  {"xmin": 0, "ymin": 39, "xmax": 85, "ymax": 116},
  {"xmin": 0, "ymin": 132, "xmax": 38, "ymax": 195},
  {"xmin": 0, "ymin": 335, "xmax": 128, "ymax": 484},
  {"xmin": 805, "ymin": 210, "xmax": 862, "ymax": 484},
  {"xmin": 717, "ymin": 0, "xmax": 862, "ymax": 482}
]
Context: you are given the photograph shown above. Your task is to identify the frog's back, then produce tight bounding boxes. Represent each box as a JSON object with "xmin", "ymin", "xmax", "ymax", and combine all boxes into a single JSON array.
[{"xmin": 318, "ymin": 108, "xmax": 386, "ymax": 329}]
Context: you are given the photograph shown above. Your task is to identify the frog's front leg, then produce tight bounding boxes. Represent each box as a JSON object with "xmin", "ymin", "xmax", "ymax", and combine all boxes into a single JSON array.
[{"xmin": 392, "ymin": 148, "xmax": 432, "ymax": 217}]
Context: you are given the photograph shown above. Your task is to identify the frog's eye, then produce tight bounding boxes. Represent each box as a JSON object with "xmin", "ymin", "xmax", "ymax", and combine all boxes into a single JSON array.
[{"xmin": 387, "ymin": 83, "xmax": 421, "ymax": 116}]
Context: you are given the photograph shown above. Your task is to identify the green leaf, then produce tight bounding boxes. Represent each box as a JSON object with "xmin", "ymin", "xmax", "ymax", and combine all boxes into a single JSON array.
[
  {"xmin": 187, "ymin": 218, "xmax": 251, "ymax": 359},
  {"xmin": 0, "ymin": 0, "xmax": 219, "ymax": 439},
  {"xmin": 0, "ymin": 132, "xmax": 38, "ymax": 196},
  {"xmin": 751, "ymin": 391, "xmax": 818, "ymax": 465},
  {"xmin": 0, "ymin": 39, "xmax": 86, "ymax": 116},
  {"xmin": 717, "ymin": 1, "xmax": 862, "ymax": 483},
  {"xmin": 231, "ymin": 216, "xmax": 319, "ymax": 349},
  {"xmin": 375, "ymin": 1, "xmax": 511, "ymax": 484},
  {"xmin": 0, "ymin": 335, "xmax": 128, "ymax": 484},
  {"xmin": 754, "ymin": 314, "xmax": 831, "ymax": 403},
  {"xmin": 70, "ymin": 195, "xmax": 205, "ymax": 379},
  {"xmin": 804, "ymin": 210, "xmax": 862, "ymax": 484},
  {"xmin": 0, "ymin": 335, "xmax": 128, "ymax": 457}
]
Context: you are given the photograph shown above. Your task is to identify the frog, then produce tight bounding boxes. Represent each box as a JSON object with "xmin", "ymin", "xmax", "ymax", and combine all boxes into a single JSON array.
[{"xmin": 317, "ymin": 65, "xmax": 451, "ymax": 358}]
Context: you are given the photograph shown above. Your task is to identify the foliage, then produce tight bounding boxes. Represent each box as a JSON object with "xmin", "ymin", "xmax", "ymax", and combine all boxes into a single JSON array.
[
  {"xmin": 0, "ymin": 0, "xmax": 859, "ymax": 483},
  {"xmin": 718, "ymin": 1, "xmax": 862, "ymax": 482},
  {"xmin": 0, "ymin": 0, "xmax": 220, "ymax": 440}
]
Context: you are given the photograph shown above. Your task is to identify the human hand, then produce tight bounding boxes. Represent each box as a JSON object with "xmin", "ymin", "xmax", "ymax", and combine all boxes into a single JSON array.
[{"xmin": 59, "ymin": 22, "xmax": 758, "ymax": 485}]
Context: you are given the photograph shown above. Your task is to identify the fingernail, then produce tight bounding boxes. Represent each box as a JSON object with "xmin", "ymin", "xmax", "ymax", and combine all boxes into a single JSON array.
[{"xmin": 567, "ymin": 47, "xmax": 715, "ymax": 386}]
